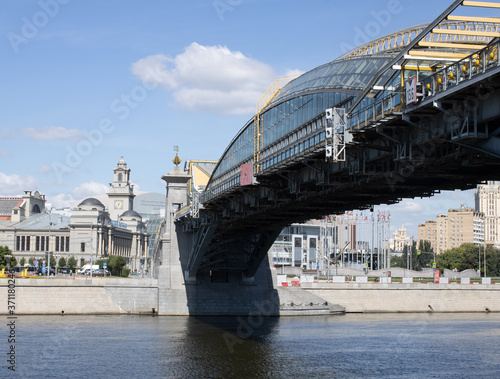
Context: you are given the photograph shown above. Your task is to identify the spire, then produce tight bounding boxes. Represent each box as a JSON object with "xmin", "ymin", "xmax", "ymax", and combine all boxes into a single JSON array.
[{"xmin": 172, "ymin": 145, "xmax": 181, "ymax": 166}]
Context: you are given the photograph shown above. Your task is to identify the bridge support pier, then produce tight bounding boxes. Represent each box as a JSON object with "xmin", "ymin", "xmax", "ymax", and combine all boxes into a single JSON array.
[{"xmin": 156, "ymin": 164, "xmax": 280, "ymax": 316}]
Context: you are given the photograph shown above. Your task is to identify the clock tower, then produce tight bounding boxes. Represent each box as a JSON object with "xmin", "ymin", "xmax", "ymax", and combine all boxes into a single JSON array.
[{"xmin": 107, "ymin": 156, "xmax": 135, "ymax": 220}]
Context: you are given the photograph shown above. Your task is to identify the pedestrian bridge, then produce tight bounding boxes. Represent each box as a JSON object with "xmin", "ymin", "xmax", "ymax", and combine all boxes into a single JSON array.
[{"xmin": 172, "ymin": 0, "xmax": 500, "ymax": 280}]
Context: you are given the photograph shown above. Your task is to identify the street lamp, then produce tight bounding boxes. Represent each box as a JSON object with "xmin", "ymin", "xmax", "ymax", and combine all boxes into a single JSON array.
[{"xmin": 47, "ymin": 215, "xmax": 52, "ymax": 279}]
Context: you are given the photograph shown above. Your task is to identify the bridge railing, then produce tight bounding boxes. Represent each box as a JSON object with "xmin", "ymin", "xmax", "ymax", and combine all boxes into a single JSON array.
[
  {"xmin": 421, "ymin": 40, "xmax": 499, "ymax": 101},
  {"xmin": 347, "ymin": 92, "xmax": 402, "ymax": 130}
]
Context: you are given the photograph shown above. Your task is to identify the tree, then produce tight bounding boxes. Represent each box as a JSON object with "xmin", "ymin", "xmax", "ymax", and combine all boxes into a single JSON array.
[
  {"xmin": 29, "ymin": 257, "xmax": 34, "ymax": 266},
  {"xmin": 96, "ymin": 258, "xmax": 109, "ymax": 269},
  {"xmin": 50, "ymin": 256, "xmax": 56, "ymax": 268},
  {"xmin": 390, "ymin": 254, "xmax": 403, "ymax": 267},
  {"xmin": 58, "ymin": 257, "xmax": 66, "ymax": 268},
  {"xmin": 0, "ymin": 246, "xmax": 17, "ymax": 269},
  {"xmin": 108, "ymin": 256, "xmax": 127, "ymax": 276},
  {"xmin": 80, "ymin": 258, "xmax": 86, "ymax": 267},
  {"xmin": 436, "ymin": 243, "xmax": 500, "ymax": 276},
  {"xmin": 67, "ymin": 256, "xmax": 77, "ymax": 270},
  {"xmin": 20, "ymin": 257, "xmax": 26, "ymax": 267}
]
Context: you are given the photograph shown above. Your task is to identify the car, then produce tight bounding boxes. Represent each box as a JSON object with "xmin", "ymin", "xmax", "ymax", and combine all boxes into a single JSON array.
[
  {"xmin": 60, "ymin": 268, "xmax": 71, "ymax": 274},
  {"xmin": 92, "ymin": 269, "xmax": 111, "ymax": 277},
  {"xmin": 37, "ymin": 268, "xmax": 55, "ymax": 276}
]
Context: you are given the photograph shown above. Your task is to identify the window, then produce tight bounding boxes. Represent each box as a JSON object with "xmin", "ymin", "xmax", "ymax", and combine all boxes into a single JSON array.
[
  {"xmin": 81, "ymin": 242, "xmax": 85, "ymax": 252},
  {"xmin": 36, "ymin": 236, "xmax": 40, "ymax": 251},
  {"xmin": 118, "ymin": 173, "xmax": 123, "ymax": 182}
]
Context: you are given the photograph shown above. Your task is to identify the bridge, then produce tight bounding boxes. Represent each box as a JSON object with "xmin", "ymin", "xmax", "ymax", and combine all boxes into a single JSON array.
[{"xmin": 155, "ymin": 1, "xmax": 500, "ymax": 314}]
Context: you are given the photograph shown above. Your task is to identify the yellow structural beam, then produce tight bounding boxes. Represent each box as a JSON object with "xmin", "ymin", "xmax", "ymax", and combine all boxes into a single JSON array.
[
  {"xmin": 432, "ymin": 28, "xmax": 500, "ymax": 37},
  {"xmin": 447, "ymin": 15, "xmax": 500, "ymax": 23},
  {"xmin": 462, "ymin": 1, "xmax": 500, "ymax": 9},
  {"xmin": 418, "ymin": 41, "xmax": 487, "ymax": 49},
  {"xmin": 408, "ymin": 50, "xmax": 469, "ymax": 59}
]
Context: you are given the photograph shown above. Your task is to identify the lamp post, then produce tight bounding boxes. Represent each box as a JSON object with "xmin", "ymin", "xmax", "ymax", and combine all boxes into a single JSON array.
[{"xmin": 47, "ymin": 212, "xmax": 52, "ymax": 279}]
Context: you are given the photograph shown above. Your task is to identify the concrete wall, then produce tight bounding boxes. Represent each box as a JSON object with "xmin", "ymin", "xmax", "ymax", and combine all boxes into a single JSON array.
[
  {"xmin": 303, "ymin": 282, "xmax": 500, "ymax": 313},
  {"xmin": 2, "ymin": 277, "xmax": 499, "ymax": 315},
  {"xmin": 0, "ymin": 278, "xmax": 158, "ymax": 315}
]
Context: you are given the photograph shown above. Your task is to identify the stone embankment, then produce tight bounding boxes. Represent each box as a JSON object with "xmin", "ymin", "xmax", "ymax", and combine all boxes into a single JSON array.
[
  {"xmin": 301, "ymin": 282, "xmax": 500, "ymax": 313},
  {"xmin": 0, "ymin": 277, "xmax": 158, "ymax": 315},
  {"xmin": 1, "ymin": 276, "xmax": 498, "ymax": 315}
]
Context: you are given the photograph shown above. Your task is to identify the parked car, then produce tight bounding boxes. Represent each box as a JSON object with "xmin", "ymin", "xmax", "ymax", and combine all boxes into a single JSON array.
[
  {"xmin": 60, "ymin": 268, "xmax": 71, "ymax": 274},
  {"xmin": 37, "ymin": 268, "xmax": 55, "ymax": 276},
  {"xmin": 93, "ymin": 269, "xmax": 111, "ymax": 277}
]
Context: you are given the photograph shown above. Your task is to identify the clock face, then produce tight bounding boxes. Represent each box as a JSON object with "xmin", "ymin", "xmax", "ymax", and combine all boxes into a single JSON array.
[{"xmin": 115, "ymin": 201, "xmax": 123, "ymax": 209}]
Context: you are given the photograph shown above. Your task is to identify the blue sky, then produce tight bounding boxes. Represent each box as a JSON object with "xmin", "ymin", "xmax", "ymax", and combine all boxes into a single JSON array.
[{"xmin": 0, "ymin": 0, "xmax": 478, "ymax": 237}]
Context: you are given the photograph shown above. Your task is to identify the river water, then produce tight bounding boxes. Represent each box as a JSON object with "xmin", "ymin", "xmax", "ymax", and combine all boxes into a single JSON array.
[{"xmin": 6, "ymin": 313, "xmax": 500, "ymax": 378}]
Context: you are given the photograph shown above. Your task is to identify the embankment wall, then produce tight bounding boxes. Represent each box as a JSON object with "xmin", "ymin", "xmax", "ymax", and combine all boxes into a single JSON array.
[
  {"xmin": 302, "ymin": 282, "xmax": 500, "ymax": 313},
  {"xmin": 0, "ymin": 278, "xmax": 158, "ymax": 315},
  {"xmin": 2, "ymin": 278, "xmax": 499, "ymax": 315}
]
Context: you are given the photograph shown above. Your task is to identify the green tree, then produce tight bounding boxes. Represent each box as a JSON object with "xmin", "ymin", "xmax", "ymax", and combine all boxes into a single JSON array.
[
  {"xmin": 436, "ymin": 243, "xmax": 500, "ymax": 276},
  {"xmin": 20, "ymin": 257, "xmax": 26, "ymax": 267},
  {"xmin": 96, "ymin": 258, "xmax": 109, "ymax": 269},
  {"xmin": 390, "ymin": 254, "xmax": 403, "ymax": 267},
  {"xmin": 50, "ymin": 256, "xmax": 56, "ymax": 268},
  {"xmin": 108, "ymin": 256, "xmax": 127, "ymax": 276},
  {"xmin": 58, "ymin": 257, "xmax": 67, "ymax": 268},
  {"xmin": 29, "ymin": 257, "xmax": 34, "ymax": 266},
  {"xmin": 0, "ymin": 246, "xmax": 17, "ymax": 269},
  {"xmin": 67, "ymin": 256, "xmax": 77, "ymax": 270}
]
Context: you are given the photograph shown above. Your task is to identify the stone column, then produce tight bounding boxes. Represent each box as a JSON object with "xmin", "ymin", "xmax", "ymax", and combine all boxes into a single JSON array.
[{"xmin": 157, "ymin": 164, "xmax": 191, "ymax": 315}]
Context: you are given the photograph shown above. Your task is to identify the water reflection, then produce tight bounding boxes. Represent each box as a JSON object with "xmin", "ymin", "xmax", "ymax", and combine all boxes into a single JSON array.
[
  {"xmin": 9, "ymin": 313, "xmax": 500, "ymax": 378},
  {"xmin": 161, "ymin": 316, "xmax": 281, "ymax": 378}
]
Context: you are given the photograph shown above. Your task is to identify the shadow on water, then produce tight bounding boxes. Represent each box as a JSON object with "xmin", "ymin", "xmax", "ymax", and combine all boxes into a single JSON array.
[{"xmin": 160, "ymin": 315, "xmax": 283, "ymax": 378}]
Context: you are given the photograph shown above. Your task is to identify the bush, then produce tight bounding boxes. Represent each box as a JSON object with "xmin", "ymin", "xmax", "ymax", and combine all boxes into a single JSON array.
[
  {"xmin": 108, "ymin": 256, "xmax": 127, "ymax": 276},
  {"xmin": 121, "ymin": 268, "xmax": 130, "ymax": 277}
]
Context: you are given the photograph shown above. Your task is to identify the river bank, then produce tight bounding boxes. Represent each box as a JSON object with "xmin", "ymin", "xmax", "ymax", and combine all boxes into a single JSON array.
[{"xmin": 1, "ymin": 276, "xmax": 499, "ymax": 315}]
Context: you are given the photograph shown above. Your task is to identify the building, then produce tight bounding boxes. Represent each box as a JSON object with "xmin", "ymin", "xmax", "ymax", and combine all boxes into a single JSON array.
[
  {"xmin": 269, "ymin": 211, "xmax": 391, "ymax": 272},
  {"xmin": 0, "ymin": 157, "xmax": 149, "ymax": 271},
  {"xmin": 475, "ymin": 181, "xmax": 500, "ymax": 247},
  {"xmin": 107, "ymin": 156, "xmax": 135, "ymax": 221},
  {"xmin": 418, "ymin": 205, "xmax": 484, "ymax": 254},
  {"xmin": 417, "ymin": 220, "xmax": 437, "ymax": 252},
  {"xmin": 0, "ymin": 190, "xmax": 46, "ymax": 222},
  {"xmin": 390, "ymin": 225, "xmax": 411, "ymax": 253}
]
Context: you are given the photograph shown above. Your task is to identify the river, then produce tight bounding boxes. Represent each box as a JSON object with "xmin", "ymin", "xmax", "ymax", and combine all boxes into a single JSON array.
[{"xmin": 6, "ymin": 313, "xmax": 500, "ymax": 378}]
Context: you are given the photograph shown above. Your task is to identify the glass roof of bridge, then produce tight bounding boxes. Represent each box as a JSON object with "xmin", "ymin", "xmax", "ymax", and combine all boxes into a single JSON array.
[{"xmin": 268, "ymin": 55, "xmax": 395, "ymax": 109}]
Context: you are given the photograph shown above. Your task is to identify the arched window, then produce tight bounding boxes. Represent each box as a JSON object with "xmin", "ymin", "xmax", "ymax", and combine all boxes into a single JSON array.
[
  {"xmin": 32, "ymin": 204, "xmax": 41, "ymax": 213},
  {"xmin": 118, "ymin": 173, "xmax": 123, "ymax": 182}
]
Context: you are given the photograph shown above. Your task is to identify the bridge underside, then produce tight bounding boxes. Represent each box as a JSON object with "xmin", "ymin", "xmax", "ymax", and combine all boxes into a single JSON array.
[{"xmin": 181, "ymin": 65, "xmax": 500, "ymax": 279}]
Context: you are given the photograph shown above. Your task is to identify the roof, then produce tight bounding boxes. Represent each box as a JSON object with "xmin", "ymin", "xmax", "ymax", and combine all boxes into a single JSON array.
[
  {"xmin": 269, "ymin": 56, "xmax": 394, "ymax": 108},
  {"xmin": 78, "ymin": 197, "xmax": 105, "ymax": 207},
  {"xmin": 0, "ymin": 198, "xmax": 23, "ymax": 216},
  {"xmin": 5, "ymin": 213, "xmax": 70, "ymax": 230},
  {"xmin": 120, "ymin": 210, "xmax": 142, "ymax": 219}
]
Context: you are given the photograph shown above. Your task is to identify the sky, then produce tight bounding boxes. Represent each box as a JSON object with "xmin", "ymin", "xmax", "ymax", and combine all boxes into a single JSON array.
[{"xmin": 0, "ymin": 0, "xmax": 480, "ymax": 238}]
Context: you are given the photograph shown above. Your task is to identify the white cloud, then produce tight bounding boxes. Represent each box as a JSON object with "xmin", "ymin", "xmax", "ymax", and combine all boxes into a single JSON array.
[
  {"xmin": 38, "ymin": 165, "xmax": 52, "ymax": 174},
  {"xmin": 48, "ymin": 181, "xmax": 108, "ymax": 209},
  {"xmin": 0, "ymin": 151, "xmax": 8, "ymax": 157},
  {"xmin": 21, "ymin": 126, "xmax": 87, "ymax": 140},
  {"xmin": 2, "ymin": 126, "xmax": 86, "ymax": 140},
  {"xmin": 0, "ymin": 172, "xmax": 37, "ymax": 195},
  {"xmin": 392, "ymin": 201, "xmax": 424, "ymax": 213},
  {"xmin": 131, "ymin": 43, "xmax": 284, "ymax": 115}
]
